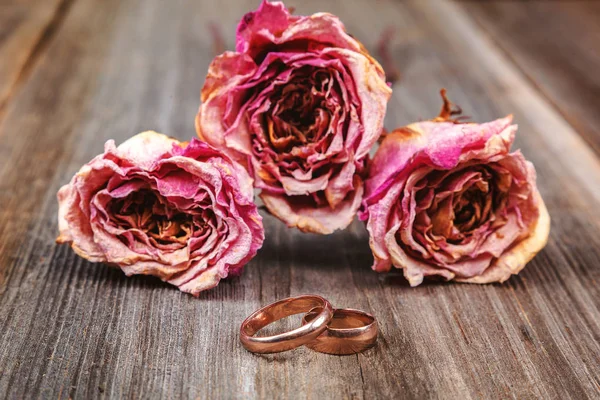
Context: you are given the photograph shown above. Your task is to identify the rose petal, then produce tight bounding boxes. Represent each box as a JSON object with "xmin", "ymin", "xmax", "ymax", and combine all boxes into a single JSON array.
[
  {"xmin": 260, "ymin": 177, "xmax": 364, "ymax": 234},
  {"xmin": 236, "ymin": 1, "xmax": 364, "ymax": 58}
]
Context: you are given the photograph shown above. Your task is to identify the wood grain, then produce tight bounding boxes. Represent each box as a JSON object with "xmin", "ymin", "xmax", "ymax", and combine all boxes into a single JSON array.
[
  {"xmin": 458, "ymin": 0, "xmax": 600, "ymax": 156},
  {"xmin": 0, "ymin": 0, "xmax": 599, "ymax": 399},
  {"xmin": 0, "ymin": 0, "xmax": 74, "ymax": 118}
]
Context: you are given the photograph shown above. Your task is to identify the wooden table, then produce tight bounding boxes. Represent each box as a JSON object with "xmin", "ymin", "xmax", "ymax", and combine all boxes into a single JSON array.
[{"xmin": 1, "ymin": 0, "xmax": 599, "ymax": 398}]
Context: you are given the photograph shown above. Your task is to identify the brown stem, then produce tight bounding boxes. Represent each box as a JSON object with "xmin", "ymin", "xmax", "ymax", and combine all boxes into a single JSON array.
[
  {"xmin": 433, "ymin": 88, "xmax": 470, "ymax": 123},
  {"xmin": 376, "ymin": 26, "xmax": 401, "ymax": 86},
  {"xmin": 208, "ymin": 21, "xmax": 226, "ymax": 56}
]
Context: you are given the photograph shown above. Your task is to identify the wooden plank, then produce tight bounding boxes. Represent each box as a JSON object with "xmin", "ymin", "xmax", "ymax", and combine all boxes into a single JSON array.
[
  {"xmin": 0, "ymin": 0, "xmax": 599, "ymax": 398},
  {"xmin": 0, "ymin": 0, "xmax": 72, "ymax": 118},
  {"xmin": 457, "ymin": 0, "xmax": 600, "ymax": 156}
]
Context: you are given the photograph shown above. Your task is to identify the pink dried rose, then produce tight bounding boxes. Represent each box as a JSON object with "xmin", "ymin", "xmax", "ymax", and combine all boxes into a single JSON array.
[
  {"xmin": 57, "ymin": 132, "xmax": 264, "ymax": 296},
  {"xmin": 359, "ymin": 92, "xmax": 550, "ymax": 285},
  {"xmin": 196, "ymin": 0, "xmax": 392, "ymax": 234}
]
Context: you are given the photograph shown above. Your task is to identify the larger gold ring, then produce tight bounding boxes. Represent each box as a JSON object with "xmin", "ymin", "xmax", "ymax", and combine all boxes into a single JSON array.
[
  {"xmin": 302, "ymin": 308, "xmax": 378, "ymax": 355},
  {"xmin": 240, "ymin": 295, "xmax": 334, "ymax": 354}
]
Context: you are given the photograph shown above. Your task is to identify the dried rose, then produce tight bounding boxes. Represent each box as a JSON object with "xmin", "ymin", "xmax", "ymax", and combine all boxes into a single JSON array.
[
  {"xmin": 359, "ymin": 95, "xmax": 550, "ymax": 285},
  {"xmin": 57, "ymin": 132, "xmax": 264, "ymax": 296},
  {"xmin": 196, "ymin": 0, "xmax": 392, "ymax": 234}
]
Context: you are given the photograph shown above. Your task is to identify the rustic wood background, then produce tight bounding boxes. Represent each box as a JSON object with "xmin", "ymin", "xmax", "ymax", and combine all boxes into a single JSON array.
[{"xmin": 1, "ymin": 0, "xmax": 599, "ymax": 398}]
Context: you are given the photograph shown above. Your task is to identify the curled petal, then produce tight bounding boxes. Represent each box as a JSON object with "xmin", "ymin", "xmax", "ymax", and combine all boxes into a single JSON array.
[
  {"xmin": 196, "ymin": 52, "xmax": 258, "ymax": 165},
  {"xmin": 362, "ymin": 116, "xmax": 515, "ymax": 211},
  {"xmin": 57, "ymin": 183, "xmax": 105, "ymax": 262},
  {"xmin": 260, "ymin": 177, "xmax": 364, "ymax": 234},
  {"xmin": 114, "ymin": 131, "xmax": 181, "ymax": 170},
  {"xmin": 236, "ymin": 1, "xmax": 364, "ymax": 58},
  {"xmin": 456, "ymin": 190, "xmax": 550, "ymax": 284}
]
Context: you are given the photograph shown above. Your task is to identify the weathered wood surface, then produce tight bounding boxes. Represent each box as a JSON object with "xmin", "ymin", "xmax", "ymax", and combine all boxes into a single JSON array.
[
  {"xmin": 0, "ymin": 0, "xmax": 599, "ymax": 399},
  {"xmin": 459, "ymin": 0, "xmax": 600, "ymax": 156},
  {"xmin": 0, "ymin": 0, "xmax": 70, "ymax": 117}
]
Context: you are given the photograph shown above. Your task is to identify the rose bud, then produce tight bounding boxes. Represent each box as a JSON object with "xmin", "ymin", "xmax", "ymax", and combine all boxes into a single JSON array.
[
  {"xmin": 359, "ymin": 91, "xmax": 550, "ymax": 286},
  {"xmin": 196, "ymin": 0, "xmax": 392, "ymax": 234},
  {"xmin": 57, "ymin": 132, "xmax": 264, "ymax": 296}
]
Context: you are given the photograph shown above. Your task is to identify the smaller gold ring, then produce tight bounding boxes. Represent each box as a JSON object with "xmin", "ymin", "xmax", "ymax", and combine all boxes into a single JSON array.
[
  {"xmin": 302, "ymin": 308, "xmax": 378, "ymax": 355},
  {"xmin": 240, "ymin": 295, "xmax": 334, "ymax": 354}
]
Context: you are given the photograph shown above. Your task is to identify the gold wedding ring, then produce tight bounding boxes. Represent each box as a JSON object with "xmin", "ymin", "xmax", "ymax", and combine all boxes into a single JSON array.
[
  {"xmin": 240, "ymin": 295, "xmax": 377, "ymax": 355},
  {"xmin": 240, "ymin": 295, "xmax": 334, "ymax": 354},
  {"xmin": 302, "ymin": 307, "xmax": 378, "ymax": 355}
]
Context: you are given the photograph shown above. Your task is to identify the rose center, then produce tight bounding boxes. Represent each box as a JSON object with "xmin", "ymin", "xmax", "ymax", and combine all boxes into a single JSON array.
[
  {"xmin": 452, "ymin": 184, "xmax": 492, "ymax": 233},
  {"xmin": 265, "ymin": 68, "xmax": 334, "ymax": 153},
  {"xmin": 421, "ymin": 166, "xmax": 509, "ymax": 244},
  {"xmin": 109, "ymin": 190, "xmax": 193, "ymax": 245}
]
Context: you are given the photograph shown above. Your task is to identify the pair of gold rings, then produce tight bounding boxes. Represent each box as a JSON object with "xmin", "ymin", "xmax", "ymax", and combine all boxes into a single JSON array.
[{"xmin": 240, "ymin": 295, "xmax": 377, "ymax": 355}]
